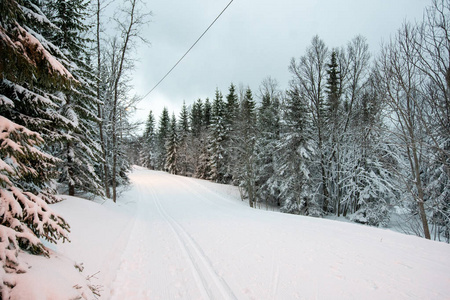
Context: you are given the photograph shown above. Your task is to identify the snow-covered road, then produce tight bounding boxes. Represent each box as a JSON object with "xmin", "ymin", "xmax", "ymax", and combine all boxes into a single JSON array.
[{"xmin": 103, "ymin": 168, "xmax": 450, "ymax": 299}]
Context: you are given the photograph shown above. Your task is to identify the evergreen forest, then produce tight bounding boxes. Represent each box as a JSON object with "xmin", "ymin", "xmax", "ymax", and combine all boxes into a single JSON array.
[{"xmin": 0, "ymin": 0, "xmax": 449, "ymax": 290}]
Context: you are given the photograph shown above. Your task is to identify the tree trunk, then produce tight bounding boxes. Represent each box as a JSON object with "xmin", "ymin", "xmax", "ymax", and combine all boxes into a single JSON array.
[
  {"xmin": 67, "ymin": 141, "xmax": 75, "ymax": 196},
  {"xmin": 412, "ymin": 142, "xmax": 431, "ymax": 239},
  {"xmin": 111, "ymin": 0, "xmax": 137, "ymax": 202},
  {"xmin": 96, "ymin": 0, "xmax": 110, "ymax": 198}
]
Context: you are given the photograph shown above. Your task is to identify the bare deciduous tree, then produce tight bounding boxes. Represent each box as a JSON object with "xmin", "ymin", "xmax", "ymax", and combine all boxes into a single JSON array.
[
  {"xmin": 110, "ymin": 0, "xmax": 150, "ymax": 202},
  {"xmin": 378, "ymin": 23, "xmax": 431, "ymax": 239}
]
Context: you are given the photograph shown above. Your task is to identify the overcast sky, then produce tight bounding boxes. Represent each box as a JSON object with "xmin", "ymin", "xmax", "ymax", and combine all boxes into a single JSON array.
[{"xmin": 130, "ymin": 0, "xmax": 428, "ymax": 129}]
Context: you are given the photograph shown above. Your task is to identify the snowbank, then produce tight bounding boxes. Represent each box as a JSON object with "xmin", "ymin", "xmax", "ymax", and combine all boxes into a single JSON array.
[{"xmin": 5, "ymin": 168, "xmax": 450, "ymax": 299}]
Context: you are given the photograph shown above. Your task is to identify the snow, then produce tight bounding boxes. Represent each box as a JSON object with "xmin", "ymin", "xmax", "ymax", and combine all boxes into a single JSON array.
[
  {"xmin": 7, "ymin": 167, "xmax": 450, "ymax": 299},
  {"xmin": 8, "ymin": 251, "xmax": 95, "ymax": 300},
  {"xmin": 15, "ymin": 25, "xmax": 73, "ymax": 79}
]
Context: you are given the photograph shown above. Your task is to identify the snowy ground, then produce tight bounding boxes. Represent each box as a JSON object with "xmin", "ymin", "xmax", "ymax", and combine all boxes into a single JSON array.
[{"xmin": 24, "ymin": 167, "xmax": 450, "ymax": 299}]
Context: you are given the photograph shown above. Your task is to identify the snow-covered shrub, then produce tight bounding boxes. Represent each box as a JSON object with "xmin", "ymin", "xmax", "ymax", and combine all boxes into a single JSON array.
[{"xmin": 349, "ymin": 202, "xmax": 390, "ymax": 227}]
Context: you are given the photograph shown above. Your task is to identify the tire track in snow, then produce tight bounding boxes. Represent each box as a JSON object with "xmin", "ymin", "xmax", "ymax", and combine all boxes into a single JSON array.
[{"xmin": 148, "ymin": 184, "xmax": 237, "ymax": 300}]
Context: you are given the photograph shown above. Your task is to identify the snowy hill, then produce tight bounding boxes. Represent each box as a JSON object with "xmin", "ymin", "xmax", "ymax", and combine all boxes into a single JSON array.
[{"xmin": 12, "ymin": 167, "xmax": 450, "ymax": 299}]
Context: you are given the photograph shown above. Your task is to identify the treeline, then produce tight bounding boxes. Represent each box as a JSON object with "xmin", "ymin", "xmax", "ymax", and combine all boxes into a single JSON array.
[
  {"xmin": 0, "ymin": 0, "xmax": 148, "ymax": 286},
  {"xmin": 139, "ymin": 0, "xmax": 449, "ymax": 242}
]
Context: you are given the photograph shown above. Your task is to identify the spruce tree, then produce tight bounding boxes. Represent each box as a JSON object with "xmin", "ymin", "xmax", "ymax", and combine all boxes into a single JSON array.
[
  {"xmin": 276, "ymin": 86, "xmax": 316, "ymax": 215},
  {"xmin": 324, "ymin": 49, "xmax": 342, "ymax": 214},
  {"xmin": 223, "ymin": 83, "xmax": 240, "ymax": 183},
  {"xmin": 326, "ymin": 50, "xmax": 341, "ymax": 124},
  {"xmin": 142, "ymin": 110, "xmax": 156, "ymax": 169},
  {"xmin": 237, "ymin": 88, "xmax": 257, "ymax": 207},
  {"xmin": 0, "ymin": 0, "xmax": 70, "ymax": 280},
  {"xmin": 190, "ymin": 99, "xmax": 203, "ymax": 138},
  {"xmin": 289, "ymin": 36, "xmax": 330, "ymax": 214},
  {"xmin": 208, "ymin": 89, "xmax": 227, "ymax": 182},
  {"xmin": 178, "ymin": 101, "xmax": 190, "ymax": 175},
  {"xmin": 203, "ymin": 97, "xmax": 212, "ymax": 128},
  {"xmin": 165, "ymin": 113, "xmax": 178, "ymax": 174},
  {"xmin": 225, "ymin": 83, "xmax": 239, "ymax": 127},
  {"xmin": 255, "ymin": 91, "xmax": 281, "ymax": 208},
  {"xmin": 47, "ymin": 0, "xmax": 104, "ymax": 196},
  {"xmin": 156, "ymin": 107, "xmax": 170, "ymax": 170}
]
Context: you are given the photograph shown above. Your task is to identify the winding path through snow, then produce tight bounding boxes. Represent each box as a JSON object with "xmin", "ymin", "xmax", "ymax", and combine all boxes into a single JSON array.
[{"xmin": 107, "ymin": 167, "xmax": 450, "ymax": 299}]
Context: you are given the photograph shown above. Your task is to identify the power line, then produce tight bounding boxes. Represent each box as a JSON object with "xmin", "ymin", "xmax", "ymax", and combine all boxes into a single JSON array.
[{"xmin": 141, "ymin": 0, "xmax": 234, "ymax": 101}]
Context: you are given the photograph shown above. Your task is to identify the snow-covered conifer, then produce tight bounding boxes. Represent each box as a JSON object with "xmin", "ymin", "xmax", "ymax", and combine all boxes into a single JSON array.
[
  {"xmin": 0, "ymin": 0, "xmax": 70, "ymax": 284},
  {"xmin": 165, "ymin": 113, "xmax": 178, "ymax": 174},
  {"xmin": 208, "ymin": 89, "xmax": 227, "ymax": 182},
  {"xmin": 255, "ymin": 80, "xmax": 282, "ymax": 208},
  {"xmin": 156, "ymin": 108, "xmax": 170, "ymax": 170},
  {"xmin": 275, "ymin": 86, "xmax": 316, "ymax": 215},
  {"xmin": 44, "ymin": 0, "xmax": 104, "ymax": 196},
  {"xmin": 177, "ymin": 102, "xmax": 190, "ymax": 176},
  {"xmin": 235, "ymin": 88, "xmax": 257, "ymax": 207},
  {"xmin": 142, "ymin": 110, "xmax": 157, "ymax": 169}
]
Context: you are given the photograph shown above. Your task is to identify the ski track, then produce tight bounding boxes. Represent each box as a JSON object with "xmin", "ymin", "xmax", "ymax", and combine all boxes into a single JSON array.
[
  {"xmin": 108, "ymin": 170, "xmax": 237, "ymax": 300},
  {"xmin": 149, "ymin": 184, "xmax": 237, "ymax": 300},
  {"xmin": 106, "ymin": 168, "xmax": 450, "ymax": 300}
]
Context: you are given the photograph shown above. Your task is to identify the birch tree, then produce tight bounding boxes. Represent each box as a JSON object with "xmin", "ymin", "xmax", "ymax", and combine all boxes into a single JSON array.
[
  {"xmin": 378, "ymin": 23, "xmax": 431, "ymax": 239},
  {"xmin": 109, "ymin": 0, "xmax": 149, "ymax": 202}
]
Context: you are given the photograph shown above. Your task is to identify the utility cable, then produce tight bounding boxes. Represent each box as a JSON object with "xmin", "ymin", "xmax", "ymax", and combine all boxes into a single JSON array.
[{"xmin": 141, "ymin": 0, "xmax": 234, "ymax": 100}]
